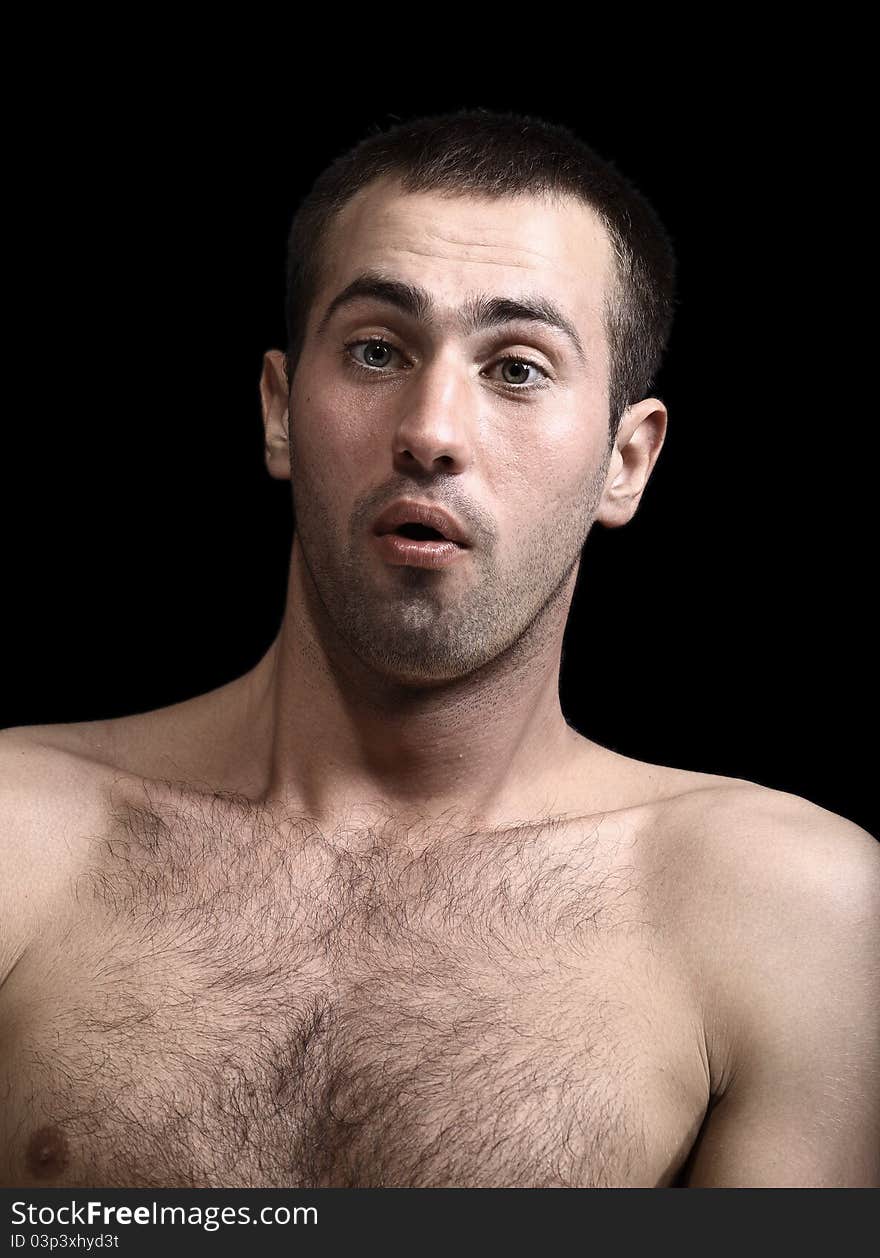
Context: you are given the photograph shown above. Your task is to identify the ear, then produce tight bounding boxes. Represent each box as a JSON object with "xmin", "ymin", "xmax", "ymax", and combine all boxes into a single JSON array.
[
  {"xmin": 595, "ymin": 397, "xmax": 668, "ymax": 529},
  {"xmin": 260, "ymin": 349, "xmax": 291, "ymax": 481}
]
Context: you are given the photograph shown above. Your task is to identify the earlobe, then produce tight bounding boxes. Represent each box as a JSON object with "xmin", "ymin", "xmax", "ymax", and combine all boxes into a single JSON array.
[
  {"xmin": 265, "ymin": 411, "xmax": 290, "ymax": 479},
  {"xmin": 265, "ymin": 412, "xmax": 289, "ymax": 452}
]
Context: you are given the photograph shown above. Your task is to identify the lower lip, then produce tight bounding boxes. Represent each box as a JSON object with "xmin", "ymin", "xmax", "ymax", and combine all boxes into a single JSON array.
[{"xmin": 371, "ymin": 533, "xmax": 469, "ymax": 569}]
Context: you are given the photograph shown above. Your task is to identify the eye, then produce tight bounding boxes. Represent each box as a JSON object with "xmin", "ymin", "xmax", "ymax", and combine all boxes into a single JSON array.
[
  {"xmin": 486, "ymin": 356, "xmax": 549, "ymax": 390},
  {"xmin": 345, "ymin": 338, "xmax": 405, "ymax": 371},
  {"xmin": 343, "ymin": 340, "xmax": 550, "ymax": 391}
]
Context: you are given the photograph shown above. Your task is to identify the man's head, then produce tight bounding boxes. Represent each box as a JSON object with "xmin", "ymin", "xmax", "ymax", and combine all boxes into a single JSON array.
[
  {"xmin": 260, "ymin": 110, "xmax": 675, "ymax": 685},
  {"xmin": 280, "ymin": 109, "xmax": 676, "ymax": 453}
]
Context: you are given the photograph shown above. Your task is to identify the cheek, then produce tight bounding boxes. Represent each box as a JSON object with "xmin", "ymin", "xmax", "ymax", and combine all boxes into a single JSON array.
[
  {"xmin": 288, "ymin": 373, "xmax": 388, "ymax": 538},
  {"xmin": 495, "ymin": 425, "xmax": 602, "ymax": 519},
  {"xmin": 290, "ymin": 366, "xmax": 387, "ymax": 467}
]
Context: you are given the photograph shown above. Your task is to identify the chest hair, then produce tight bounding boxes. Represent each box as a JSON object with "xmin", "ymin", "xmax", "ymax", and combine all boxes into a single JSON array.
[{"xmin": 19, "ymin": 782, "xmax": 672, "ymax": 1187}]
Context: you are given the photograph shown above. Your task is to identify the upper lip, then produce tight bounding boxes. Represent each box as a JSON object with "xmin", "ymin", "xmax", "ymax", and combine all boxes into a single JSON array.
[{"xmin": 371, "ymin": 499, "xmax": 471, "ymax": 546}]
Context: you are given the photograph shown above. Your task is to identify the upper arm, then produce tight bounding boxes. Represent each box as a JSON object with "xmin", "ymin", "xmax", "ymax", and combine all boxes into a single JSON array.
[
  {"xmin": 682, "ymin": 792, "xmax": 880, "ymax": 1188},
  {"xmin": 0, "ymin": 731, "xmax": 98, "ymax": 983}
]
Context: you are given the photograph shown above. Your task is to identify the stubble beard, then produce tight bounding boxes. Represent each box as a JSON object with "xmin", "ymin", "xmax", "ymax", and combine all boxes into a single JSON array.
[{"xmin": 290, "ymin": 462, "xmax": 607, "ymax": 687}]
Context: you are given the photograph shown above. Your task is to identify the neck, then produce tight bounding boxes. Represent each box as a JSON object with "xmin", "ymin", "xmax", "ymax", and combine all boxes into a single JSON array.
[{"xmin": 236, "ymin": 538, "xmax": 586, "ymax": 830}]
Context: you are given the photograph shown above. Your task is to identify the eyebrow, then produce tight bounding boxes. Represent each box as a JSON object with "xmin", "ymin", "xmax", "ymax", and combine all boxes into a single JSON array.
[{"xmin": 315, "ymin": 270, "xmax": 588, "ymax": 366}]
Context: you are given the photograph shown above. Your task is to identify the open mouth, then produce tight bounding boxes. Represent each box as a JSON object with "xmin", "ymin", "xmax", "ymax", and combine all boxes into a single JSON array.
[
  {"xmin": 371, "ymin": 523, "xmax": 468, "ymax": 569},
  {"xmin": 371, "ymin": 499, "xmax": 470, "ymax": 549},
  {"xmin": 393, "ymin": 523, "xmax": 448, "ymax": 541}
]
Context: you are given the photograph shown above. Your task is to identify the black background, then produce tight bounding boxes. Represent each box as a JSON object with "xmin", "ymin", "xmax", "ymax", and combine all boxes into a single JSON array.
[{"xmin": 4, "ymin": 62, "xmax": 875, "ymax": 835}]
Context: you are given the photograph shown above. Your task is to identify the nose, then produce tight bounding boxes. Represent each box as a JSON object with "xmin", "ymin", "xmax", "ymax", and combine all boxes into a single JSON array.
[{"xmin": 391, "ymin": 353, "xmax": 475, "ymax": 477}]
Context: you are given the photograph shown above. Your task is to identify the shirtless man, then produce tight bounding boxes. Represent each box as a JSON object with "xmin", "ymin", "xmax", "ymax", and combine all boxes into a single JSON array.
[{"xmin": 2, "ymin": 110, "xmax": 878, "ymax": 1189}]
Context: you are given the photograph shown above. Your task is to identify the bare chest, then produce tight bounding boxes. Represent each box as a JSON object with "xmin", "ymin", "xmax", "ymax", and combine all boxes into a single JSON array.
[{"xmin": 1, "ymin": 792, "xmax": 708, "ymax": 1187}]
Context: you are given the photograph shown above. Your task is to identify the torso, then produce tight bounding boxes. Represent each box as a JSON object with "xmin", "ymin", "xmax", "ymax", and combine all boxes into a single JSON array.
[{"xmin": 0, "ymin": 710, "xmax": 728, "ymax": 1188}]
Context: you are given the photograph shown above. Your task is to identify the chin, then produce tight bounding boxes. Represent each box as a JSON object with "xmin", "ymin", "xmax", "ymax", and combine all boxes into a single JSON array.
[{"xmin": 350, "ymin": 632, "xmax": 493, "ymax": 688}]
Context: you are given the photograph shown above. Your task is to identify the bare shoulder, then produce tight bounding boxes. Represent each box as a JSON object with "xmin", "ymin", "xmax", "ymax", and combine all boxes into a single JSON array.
[
  {"xmin": 599, "ymin": 741, "xmax": 878, "ymax": 889},
  {"xmin": 656, "ymin": 780, "xmax": 878, "ymax": 1185},
  {"xmin": 650, "ymin": 772, "xmax": 879, "ymax": 956},
  {"xmin": 648, "ymin": 774, "xmax": 879, "ymax": 1106},
  {"xmin": 0, "ymin": 729, "xmax": 120, "ymax": 982},
  {"xmin": 656, "ymin": 774, "xmax": 878, "ymax": 911},
  {"xmin": 586, "ymin": 744, "xmax": 876, "ymax": 896},
  {"xmin": 0, "ymin": 671, "xmax": 265, "ymax": 792},
  {"xmin": 0, "ymin": 705, "xmax": 195, "ymax": 779}
]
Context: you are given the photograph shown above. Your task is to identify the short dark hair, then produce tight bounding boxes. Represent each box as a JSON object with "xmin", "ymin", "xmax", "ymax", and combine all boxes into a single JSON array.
[{"xmin": 284, "ymin": 108, "xmax": 677, "ymax": 447}]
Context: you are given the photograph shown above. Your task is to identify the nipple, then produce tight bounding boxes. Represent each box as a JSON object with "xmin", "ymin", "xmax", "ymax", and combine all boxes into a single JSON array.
[{"xmin": 26, "ymin": 1124, "xmax": 70, "ymax": 1180}]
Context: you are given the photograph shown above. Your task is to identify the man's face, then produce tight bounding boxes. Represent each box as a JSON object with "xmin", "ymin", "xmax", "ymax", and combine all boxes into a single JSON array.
[{"xmin": 272, "ymin": 179, "xmax": 618, "ymax": 685}]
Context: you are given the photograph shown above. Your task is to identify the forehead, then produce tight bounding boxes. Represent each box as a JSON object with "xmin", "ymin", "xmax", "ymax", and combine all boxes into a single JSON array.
[{"xmin": 317, "ymin": 178, "xmax": 614, "ymax": 343}]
